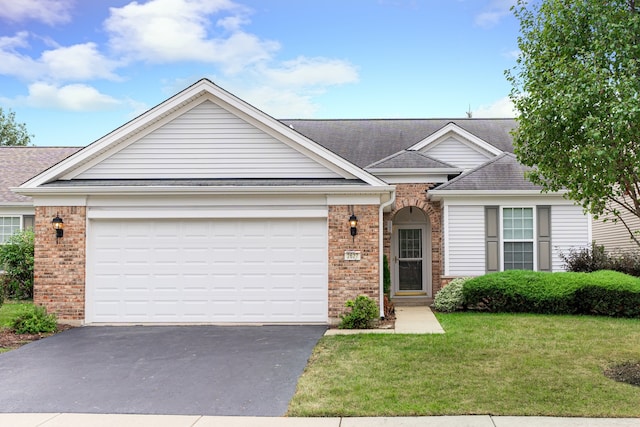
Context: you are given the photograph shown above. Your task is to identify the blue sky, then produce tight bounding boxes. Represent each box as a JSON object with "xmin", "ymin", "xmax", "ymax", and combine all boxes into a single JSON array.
[{"xmin": 0, "ymin": 0, "xmax": 519, "ymax": 147}]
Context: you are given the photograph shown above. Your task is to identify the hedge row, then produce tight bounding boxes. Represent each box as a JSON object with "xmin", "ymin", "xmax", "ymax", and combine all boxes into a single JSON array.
[{"xmin": 462, "ymin": 270, "xmax": 640, "ymax": 317}]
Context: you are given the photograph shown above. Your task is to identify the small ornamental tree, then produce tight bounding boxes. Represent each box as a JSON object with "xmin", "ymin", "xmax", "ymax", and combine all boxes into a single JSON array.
[
  {"xmin": 507, "ymin": 0, "xmax": 640, "ymax": 245},
  {"xmin": 0, "ymin": 229, "xmax": 35, "ymax": 299}
]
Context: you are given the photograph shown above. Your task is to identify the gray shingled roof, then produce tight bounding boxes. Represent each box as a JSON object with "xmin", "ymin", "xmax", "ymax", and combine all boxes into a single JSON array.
[
  {"xmin": 282, "ymin": 118, "xmax": 516, "ymax": 168},
  {"xmin": 366, "ymin": 150, "xmax": 458, "ymax": 169},
  {"xmin": 0, "ymin": 147, "xmax": 81, "ymax": 203},
  {"xmin": 434, "ymin": 153, "xmax": 543, "ymax": 191}
]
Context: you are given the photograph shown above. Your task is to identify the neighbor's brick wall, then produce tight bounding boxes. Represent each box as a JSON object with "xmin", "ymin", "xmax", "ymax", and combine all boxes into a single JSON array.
[
  {"xmin": 34, "ymin": 206, "xmax": 86, "ymax": 324},
  {"xmin": 328, "ymin": 204, "xmax": 380, "ymax": 322},
  {"xmin": 383, "ymin": 183, "xmax": 444, "ymax": 295}
]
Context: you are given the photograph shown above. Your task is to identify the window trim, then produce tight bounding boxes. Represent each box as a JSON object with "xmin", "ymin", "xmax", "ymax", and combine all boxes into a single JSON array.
[{"xmin": 500, "ymin": 206, "xmax": 537, "ymax": 271}]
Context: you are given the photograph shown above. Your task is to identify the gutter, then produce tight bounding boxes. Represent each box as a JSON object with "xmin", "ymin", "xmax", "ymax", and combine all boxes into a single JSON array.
[{"xmin": 378, "ymin": 189, "xmax": 396, "ymax": 318}]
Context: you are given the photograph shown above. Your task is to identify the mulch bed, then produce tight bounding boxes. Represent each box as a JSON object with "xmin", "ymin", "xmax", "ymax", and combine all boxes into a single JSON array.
[
  {"xmin": 604, "ymin": 361, "xmax": 640, "ymax": 387},
  {"xmin": 0, "ymin": 324, "xmax": 75, "ymax": 352}
]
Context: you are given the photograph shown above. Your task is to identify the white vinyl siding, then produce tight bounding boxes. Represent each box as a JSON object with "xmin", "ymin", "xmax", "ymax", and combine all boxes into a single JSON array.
[
  {"xmin": 551, "ymin": 204, "xmax": 591, "ymax": 271},
  {"xmin": 76, "ymin": 101, "xmax": 341, "ymax": 179},
  {"xmin": 86, "ymin": 218, "xmax": 328, "ymax": 323},
  {"xmin": 419, "ymin": 136, "xmax": 493, "ymax": 170},
  {"xmin": 446, "ymin": 205, "xmax": 485, "ymax": 275}
]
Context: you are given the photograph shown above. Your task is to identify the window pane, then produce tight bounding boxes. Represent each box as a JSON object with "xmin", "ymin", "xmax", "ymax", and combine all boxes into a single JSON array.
[
  {"xmin": 399, "ymin": 229, "xmax": 422, "ymax": 259},
  {"xmin": 504, "ymin": 242, "xmax": 534, "ymax": 270},
  {"xmin": 0, "ymin": 216, "xmax": 21, "ymax": 244}
]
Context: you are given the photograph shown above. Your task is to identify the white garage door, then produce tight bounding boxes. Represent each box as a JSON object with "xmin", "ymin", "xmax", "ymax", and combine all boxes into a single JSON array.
[{"xmin": 86, "ymin": 218, "xmax": 328, "ymax": 323}]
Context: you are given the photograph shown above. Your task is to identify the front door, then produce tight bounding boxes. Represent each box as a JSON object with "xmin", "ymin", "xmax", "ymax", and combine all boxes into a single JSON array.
[{"xmin": 393, "ymin": 225, "xmax": 428, "ymax": 295}]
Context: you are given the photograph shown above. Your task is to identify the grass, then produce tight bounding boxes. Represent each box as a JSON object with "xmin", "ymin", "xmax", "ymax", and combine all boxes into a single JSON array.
[
  {"xmin": 0, "ymin": 300, "xmax": 32, "ymax": 328},
  {"xmin": 288, "ymin": 312, "xmax": 640, "ymax": 417}
]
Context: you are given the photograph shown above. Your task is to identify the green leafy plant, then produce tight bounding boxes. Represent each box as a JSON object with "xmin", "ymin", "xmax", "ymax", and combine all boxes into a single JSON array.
[
  {"xmin": 0, "ymin": 229, "xmax": 34, "ymax": 299},
  {"xmin": 339, "ymin": 295, "xmax": 379, "ymax": 329},
  {"xmin": 433, "ymin": 277, "xmax": 468, "ymax": 312},
  {"xmin": 383, "ymin": 254, "xmax": 391, "ymax": 295},
  {"xmin": 11, "ymin": 305, "xmax": 57, "ymax": 334}
]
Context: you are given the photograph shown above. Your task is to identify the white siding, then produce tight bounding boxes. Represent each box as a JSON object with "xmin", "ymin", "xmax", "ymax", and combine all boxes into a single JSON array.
[
  {"xmin": 446, "ymin": 205, "xmax": 486, "ymax": 276},
  {"xmin": 551, "ymin": 204, "xmax": 590, "ymax": 271},
  {"xmin": 420, "ymin": 136, "xmax": 493, "ymax": 169},
  {"xmin": 77, "ymin": 101, "xmax": 341, "ymax": 179}
]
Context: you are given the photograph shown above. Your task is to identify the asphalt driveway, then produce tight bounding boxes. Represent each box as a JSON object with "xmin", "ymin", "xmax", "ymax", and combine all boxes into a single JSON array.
[{"xmin": 0, "ymin": 325, "xmax": 326, "ymax": 416}]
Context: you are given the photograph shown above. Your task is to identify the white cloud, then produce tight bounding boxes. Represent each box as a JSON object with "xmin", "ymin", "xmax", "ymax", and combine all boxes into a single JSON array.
[
  {"xmin": 41, "ymin": 43, "xmax": 121, "ymax": 81},
  {"xmin": 260, "ymin": 57, "xmax": 359, "ymax": 88},
  {"xmin": 475, "ymin": 0, "xmax": 516, "ymax": 28},
  {"xmin": 25, "ymin": 82, "xmax": 122, "ymax": 111},
  {"xmin": 473, "ymin": 96, "xmax": 517, "ymax": 118},
  {"xmin": 104, "ymin": 0, "xmax": 279, "ymax": 73},
  {"xmin": 0, "ymin": 34, "xmax": 120, "ymax": 82},
  {"xmin": 237, "ymin": 85, "xmax": 319, "ymax": 118},
  {"xmin": 0, "ymin": 0, "xmax": 74, "ymax": 25}
]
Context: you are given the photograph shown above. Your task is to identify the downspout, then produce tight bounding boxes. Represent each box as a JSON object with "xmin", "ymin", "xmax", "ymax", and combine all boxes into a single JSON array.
[{"xmin": 379, "ymin": 188, "xmax": 396, "ymax": 318}]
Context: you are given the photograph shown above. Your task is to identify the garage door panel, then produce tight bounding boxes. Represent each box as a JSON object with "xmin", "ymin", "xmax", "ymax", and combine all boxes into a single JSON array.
[{"xmin": 88, "ymin": 218, "xmax": 328, "ymax": 323}]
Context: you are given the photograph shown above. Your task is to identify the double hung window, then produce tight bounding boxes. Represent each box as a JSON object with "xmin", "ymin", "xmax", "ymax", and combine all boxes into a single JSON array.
[
  {"xmin": 0, "ymin": 216, "xmax": 20, "ymax": 244},
  {"xmin": 502, "ymin": 207, "xmax": 534, "ymax": 270}
]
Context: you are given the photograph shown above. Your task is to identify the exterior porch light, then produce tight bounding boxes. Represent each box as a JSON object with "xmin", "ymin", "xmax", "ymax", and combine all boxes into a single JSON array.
[
  {"xmin": 349, "ymin": 213, "xmax": 358, "ymax": 241},
  {"xmin": 52, "ymin": 214, "xmax": 64, "ymax": 242}
]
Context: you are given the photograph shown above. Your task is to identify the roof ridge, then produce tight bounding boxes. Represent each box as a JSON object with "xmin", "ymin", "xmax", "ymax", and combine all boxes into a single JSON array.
[{"xmin": 436, "ymin": 152, "xmax": 509, "ymax": 190}]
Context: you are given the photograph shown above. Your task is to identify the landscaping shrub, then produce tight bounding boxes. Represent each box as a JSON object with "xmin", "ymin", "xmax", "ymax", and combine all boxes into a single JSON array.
[
  {"xmin": 561, "ymin": 242, "xmax": 610, "ymax": 273},
  {"xmin": 463, "ymin": 270, "xmax": 640, "ymax": 317},
  {"xmin": 383, "ymin": 255, "xmax": 391, "ymax": 295},
  {"xmin": 609, "ymin": 251, "xmax": 640, "ymax": 277},
  {"xmin": 433, "ymin": 277, "xmax": 468, "ymax": 312},
  {"xmin": 0, "ymin": 229, "xmax": 34, "ymax": 299},
  {"xmin": 11, "ymin": 305, "xmax": 57, "ymax": 334},
  {"xmin": 339, "ymin": 295, "xmax": 379, "ymax": 329}
]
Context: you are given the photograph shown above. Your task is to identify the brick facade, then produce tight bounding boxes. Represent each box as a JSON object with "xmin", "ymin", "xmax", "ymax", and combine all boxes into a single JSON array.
[
  {"xmin": 383, "ymin": 183, "xmax": 444, "ymax": 296},
  {"xmin": 33, "ymin": 206, "xmax": 86, "ymax": 324},
  {"xmin": 327, "ymin": 204, "xmax": 380, "ymax": 322}
]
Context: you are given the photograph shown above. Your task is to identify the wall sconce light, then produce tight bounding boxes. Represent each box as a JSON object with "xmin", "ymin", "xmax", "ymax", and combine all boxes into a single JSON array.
[
  {"xmin": 52, "ymin": 214, "xmax": 64, "ymax": 243},
  {"xmin": 349, "ymin": 213, "xmax": 358, "ymax": 241}
]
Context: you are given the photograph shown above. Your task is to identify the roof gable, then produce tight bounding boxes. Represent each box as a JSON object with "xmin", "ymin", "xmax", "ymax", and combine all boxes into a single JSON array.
[
  {"xmin": 366, "ymin": 151, "xmax": 458, "ymax": 170},
  {"xmin": 22, "ymin": 79, "xmax": 386, "ymax": 188},
  {"xmin": 408, "ymin": 123, "xmax": 503, "ymax": 169}
]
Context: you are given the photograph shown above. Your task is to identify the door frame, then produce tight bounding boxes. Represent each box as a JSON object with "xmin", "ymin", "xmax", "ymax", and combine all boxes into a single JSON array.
[{"xmin": 391, "ymin": 223, "xmax": 431, "ymax": 297}]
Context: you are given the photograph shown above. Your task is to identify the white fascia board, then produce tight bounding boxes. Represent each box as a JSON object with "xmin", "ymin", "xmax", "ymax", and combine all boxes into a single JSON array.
[
  {"xmin": 434, "ymin": 192, "xmax": 574, "ymax": 207},
  {"xmin": 0, "ymin": 201, "xmax": 33, "ymax": 207},
  {"xmin": 20, "ymin": 79, "xmax": 385, "ymax": 189},
  {"xmin": 429, "ymin": 189, "xmax": 567, "ymax": 200},
  {"xmin": 14, "ymin": 185, "xmax": 394, "ymax": 197},
  {"xmin": 408, "ymin": 123, "xmax": 503, "ymax": 156}
]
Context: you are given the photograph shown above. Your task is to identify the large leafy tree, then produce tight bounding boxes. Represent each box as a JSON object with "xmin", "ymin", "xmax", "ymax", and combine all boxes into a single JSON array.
[
  {"xmin": 507, "ymin": 0, "xmax": 640, "ymax": 244},
  {"xmin": 0, "ymin": 107, "xmax": 32, "ymax": 146}
]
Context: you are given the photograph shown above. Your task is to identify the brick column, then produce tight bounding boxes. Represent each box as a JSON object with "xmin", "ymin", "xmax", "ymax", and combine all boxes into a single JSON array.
[
  {"xmin": 327, "ymin": 205, "xmax": 380, "ymax": 322},
  {"xmin": 34, "ymin": 206, "xmax": 86, "ymax": 324}
]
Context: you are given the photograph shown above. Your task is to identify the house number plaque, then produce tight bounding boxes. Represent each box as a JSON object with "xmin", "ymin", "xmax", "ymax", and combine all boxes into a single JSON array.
[{"xmin": 344, "ymin": 250, "xmax": 361, "ymax": 261}]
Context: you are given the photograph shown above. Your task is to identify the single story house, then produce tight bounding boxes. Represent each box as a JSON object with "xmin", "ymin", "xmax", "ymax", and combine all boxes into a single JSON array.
[{"xmin": 5, "ymin": 79, "xmax": 591, "ymax": 325}]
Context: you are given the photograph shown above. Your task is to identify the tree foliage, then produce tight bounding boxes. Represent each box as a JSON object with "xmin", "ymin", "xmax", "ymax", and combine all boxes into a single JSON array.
[
  {"xmin": 0, "ymin": 107, "xmax": 32, "ymax": 146},
  {"xmin": 507, "ymin": 0, "xmax": 640, "ymax": 244}
]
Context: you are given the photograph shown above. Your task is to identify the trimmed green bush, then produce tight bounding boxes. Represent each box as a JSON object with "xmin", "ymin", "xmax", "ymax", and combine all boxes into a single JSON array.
[
  {"xmin": 433, "ymin": 277, "xmax": 468, "ymax": 312},
  {"xmin": 11, "ymin": 305, "xmax": 57, "ymax": 334},
  {"xmin": 463, "ymin": 270, "xmax": 640, "ymax": 317},
  {"xmin": 383, "ymin": 255, "xmax": 391, "ymax": 295},
  {"xmin": 0, "ymin": 229, "xmax": 34, "ymax": 299},
  {"xmin": 339, "ymin": 295, "xmax": 379, "ymax": 329}
]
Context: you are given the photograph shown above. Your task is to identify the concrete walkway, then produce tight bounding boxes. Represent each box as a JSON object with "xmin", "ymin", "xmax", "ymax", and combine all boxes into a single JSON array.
[
  {"xmin": 324, "ymin": 305, "xmax": 445, "ymax": 335},
  {"xmin": 1, "ymin": 413, "xmax": 638, "ymax": 427}
]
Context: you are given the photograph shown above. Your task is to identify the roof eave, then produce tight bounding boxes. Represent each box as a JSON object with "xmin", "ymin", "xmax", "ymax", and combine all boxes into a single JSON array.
[{"xmin": 428, "ymin": 189, "xmax": 565, "ymax": 201}]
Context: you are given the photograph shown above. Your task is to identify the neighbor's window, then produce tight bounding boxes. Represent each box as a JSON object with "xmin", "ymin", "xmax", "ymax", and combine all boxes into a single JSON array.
[
  {"xmin": 0, "ymin": 216, "xmax": 21, "ymax": 244},
  {"xmin": 503, "ymin": 207, "xmax": 534, "ymax": 270}
]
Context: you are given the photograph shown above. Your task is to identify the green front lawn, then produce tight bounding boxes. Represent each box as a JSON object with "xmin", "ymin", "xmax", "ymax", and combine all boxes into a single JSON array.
[
  {"xmin": 288, "ymin": 313, "xmax": 640, "ymax": 417},
  {"xmin": 0, "ymin": 300, "xmax": 32, "ymax": 328}
]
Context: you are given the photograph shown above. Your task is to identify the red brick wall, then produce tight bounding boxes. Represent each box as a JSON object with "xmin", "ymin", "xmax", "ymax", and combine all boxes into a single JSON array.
[
  {"xmin": 383, "ymin": 183, "xmax": 444, "ymax": 296},
  {"xmin": 328, "ymin": 205, "xmax": 380, "ymax": 321},
  {"xmin": 33, "ymin": 206, "xmax": 86, "ymax": 324}
]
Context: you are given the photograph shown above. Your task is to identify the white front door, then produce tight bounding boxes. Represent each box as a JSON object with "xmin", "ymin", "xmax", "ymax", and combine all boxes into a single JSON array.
[{"xmin": 393, "ymin": 225, "xmax": 429, "ymax": 296}]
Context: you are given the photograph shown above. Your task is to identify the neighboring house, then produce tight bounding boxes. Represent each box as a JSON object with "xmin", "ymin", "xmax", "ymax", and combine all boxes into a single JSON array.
[
  {"xmin": 9, "ymin": 79, "xmax": 591, "ymax": 325},
  {"xmin": 0, "ymin": 147, "xmax": 81, "ymax": 243},
  {"xmin": 592, "ymin": 197, "xmax": 640, "ymax": 252}
]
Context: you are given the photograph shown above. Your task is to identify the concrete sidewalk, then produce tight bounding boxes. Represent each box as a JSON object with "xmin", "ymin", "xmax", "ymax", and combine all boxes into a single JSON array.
[
  {"xmin": 1, "ymin": 414, "xmax": 638, "ymax": 427},
  {"xmin": 325, "ymin": 305, "xmax": 445, "ymax": 335}
]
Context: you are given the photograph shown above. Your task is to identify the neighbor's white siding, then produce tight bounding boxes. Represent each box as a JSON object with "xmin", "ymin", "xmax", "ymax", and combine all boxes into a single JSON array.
[
  {"xmin": 420, "ymin": 136, "xmax": 493, "ymax": 170},
  {"xmin": 551, "ymin": 204, "xmax": 590, "ymax": 271},
  {"xmin": 76, "ymin": 101, "xmax": 341, "ymax": 179},
  {"xmin": 446, "ymin": 205, "xmax": 486, "ymax": 276}
]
